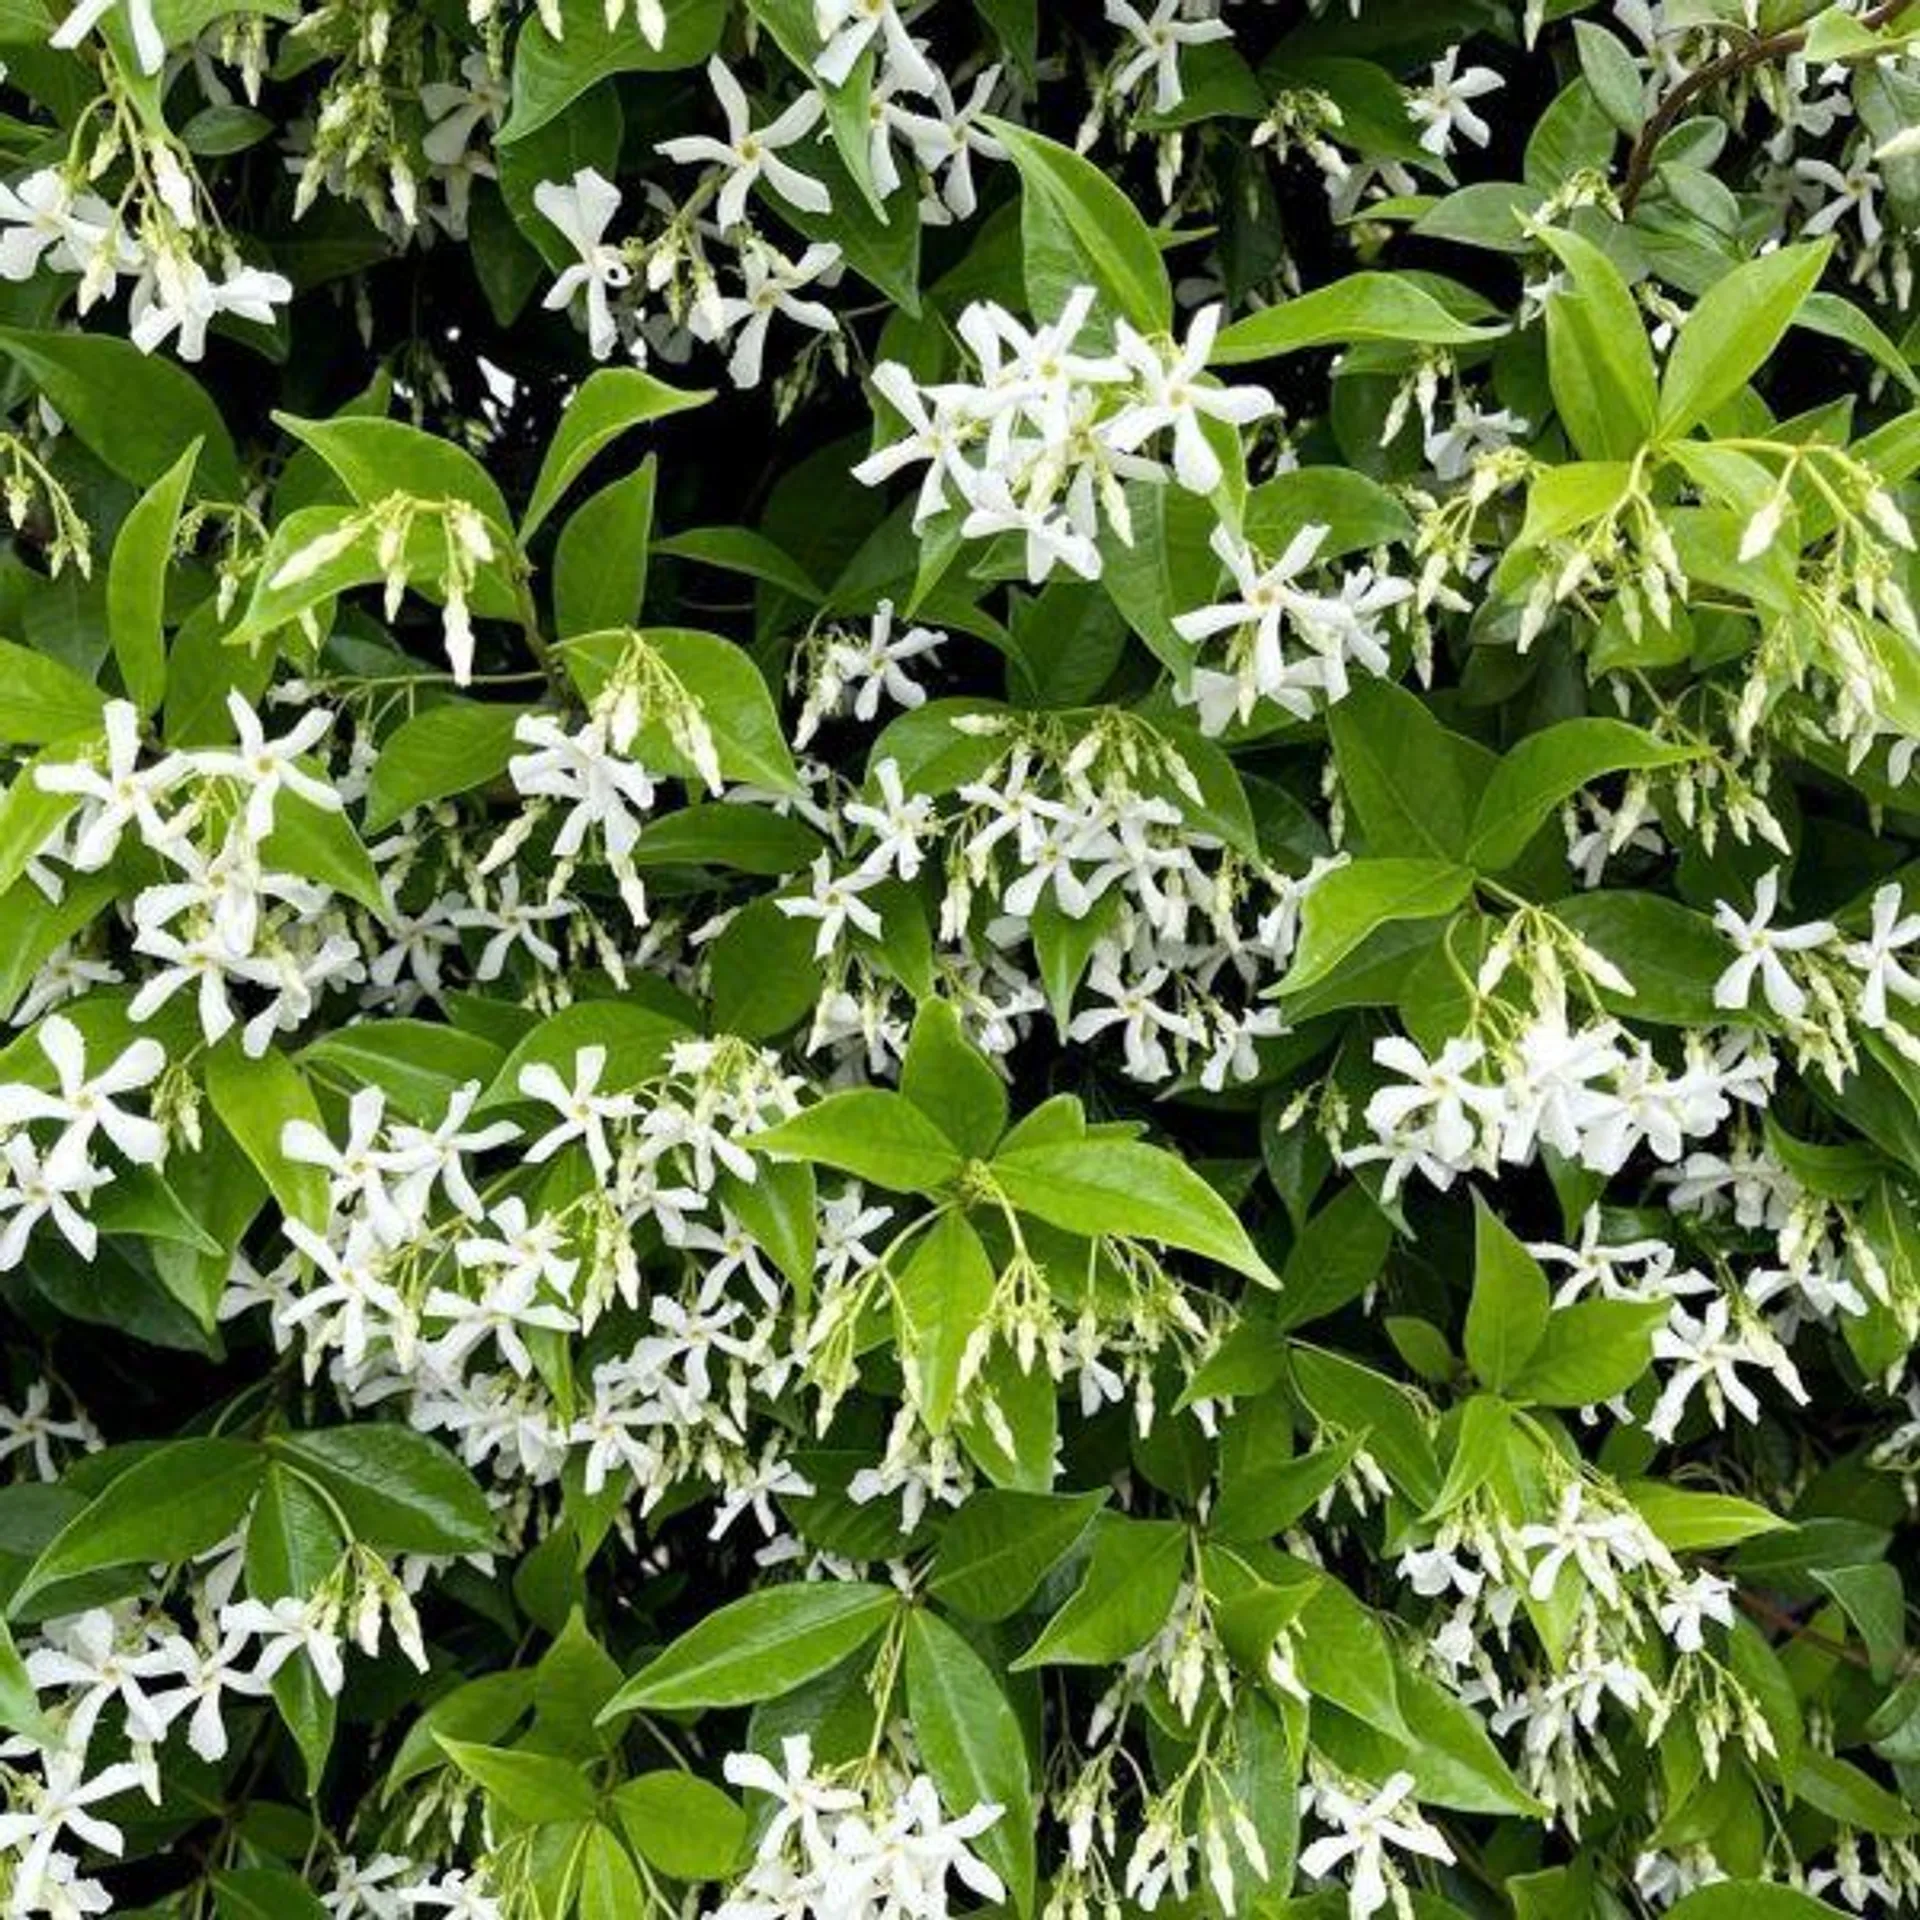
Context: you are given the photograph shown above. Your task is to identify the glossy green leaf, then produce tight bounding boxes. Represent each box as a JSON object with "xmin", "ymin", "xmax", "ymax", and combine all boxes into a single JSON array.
[
  {"xmin": 1212, "ymin": 272, "xmax": 1502, "ymax": 365},
  {"xmin": 105, "ymin": 439, "xmax": 198, "ymax": 713},
  {"xmin": 751, "ymin": 1088, "xmax": 966, "ymax": 1194},
  {"xmin": 906, "ymin": 1610, "xmax": 1037, "ymax": 1915},
  {"xmin": 929, "ymin": 1487, "xmax": 1108, "ymax": 1622},
  {"xmin": 602, "ymin": 1583, "xmax": 898, "ymax": 1715},
  {"xmin": 15, "ymin": 1439, "xmax": 265, "ymax": 1605},
  {"xmin": 520, "ymin": 367, "xmax": 710, "ymax": 538},
  {"xmin": 991, "ymin": 1138, "xmax": 1278, "ymax": 1285}
]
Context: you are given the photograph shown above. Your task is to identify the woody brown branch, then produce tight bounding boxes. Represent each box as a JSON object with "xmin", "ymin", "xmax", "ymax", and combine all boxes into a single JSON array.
[{"xmin": 1620, "ymin": 0, "xmax": 1919, "ymax": 215}]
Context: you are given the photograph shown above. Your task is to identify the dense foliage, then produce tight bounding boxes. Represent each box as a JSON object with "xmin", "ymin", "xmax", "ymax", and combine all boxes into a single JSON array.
[{"xmin": 0, "ymin": 0, "xmax": 1918, "ymax": 1916}]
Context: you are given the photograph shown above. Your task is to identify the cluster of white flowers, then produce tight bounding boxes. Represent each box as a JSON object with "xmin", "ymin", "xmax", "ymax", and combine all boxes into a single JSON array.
[
  {"xmin": 0, "ymin": 166, "xmax": 290, "ymax": 363},
  {"xmin": 0, "ymin": 1566, "xmax": 427, "ymax": 1918},
  {"xmin": 27, "ymin": 696, "xmax": 364, "ymax": 1057},
  {"xmin": 1173, "ymin": 521, "xmax": 1414, "ymax": 735},
  {"xmin": 1346, "ymin": 1013, "xmax": 1776, "ymax": 1200},
  {"xmin": 322, "ymin": 1854, "xmax": 505, "ymax": 1918},
  {"xmin": 854, "ymin": 289, "xmax": 1276, "ymax": 583},
  {"xmin": 774, "ymin": 717, "xmax": 1322, "ymax": 1098},
  {"xmin": 530, "ymin": 16, "xmax": 1009, "ymax": 387},
  {"xmin": 222, "ymin": 1039, "xmax": 878, "ymax": 1541},
  {"xmin": 0, "ymin": 4, "xmax": 1917, "ymax": 1917},
  {"xmin": 1296, "ymin": 1770, "xmax": 1457, "ymax": 1920},
  {"xmin": 715, "ymin": 1737, "xmax": 1004, "ymax": 1920},
  {"xmin": 0, "ymin": 1015, "xmax": 164, "ymax": 1271},
  {"xmin": 1712, "ymin": 868, "xmax": 1920, "ymax": 1066},
  {"xmin": 1384, "ymin": 1474, "xmax": 1767, "ymax": 1830}
]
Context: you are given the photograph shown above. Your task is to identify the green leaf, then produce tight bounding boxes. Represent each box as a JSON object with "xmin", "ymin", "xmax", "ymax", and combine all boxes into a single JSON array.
[
  {"xmin": 1625, "ymin": 1482, "xmax": 1789, "ymax": 1551},
  {"xmin": 892, "ymin": 1211, "xmax": 997, "ymax": 1435},
  {"xmin": 181, "ymin": 103, "xmax": 274, "ymax": 154},
  {"xmin": 1210, "ymin": 1692, "xmax": 1300, "ymax": 1906},
  {"xmin": 1244, "ymin": 466, "xmax": 1415, "ymax": 558},
  {"xmin": 364, "ymin": 703, "xmax": 526, "ymax": 832},
  {"xmin": 245, "ymin": 1464, "xmax": 344, "ymax": 1600},
  {"xmin": 1791, "ymin": 1749, "xmax": 1918, "ymax": 1835},
  {"xmin": 1328, "ymin": 679, "xmax": 1496, "ymax": 863},
  {"xmin": 751, "ymin": 1088, "xmax": 965, "ymax": 1194},
  {"xmin": 653, "ymin": 525, "xmax": 825, "ymax": 605},
  {"xmin": 1095, "ymin": 480, "xmax": 1220, "ymax": 673},
  {"xmin": 500, "ymin": 0, "xmax": 728, "ymax": 140},
  {"xmin": 768, "ymin": 140, "xmax": 923, "ymax": 311},
  {"xmin": 991, "ymin": 1138, "xmax": 1278, "ymax": 1285},
  {"xmin": 478, "ymin": 1001, "xmax": 688, "ymax": 1108},
  {"xmin": 1507, "ymin": 1299, "xmax": 1668, "ymax": 1407},
  {"xmin": 1211, "ymin": 272, "xmax": 1502, "ymax": 365},
  {"xmin": 498, "ymin": 79, "xmax": 623, "ymax": 273},
  {"xmin": 385, "ymin": 1672, "xmax": 538, "ymax": 1798},
  {"xmin": 0, "ymin": 748, "xmax": 98, "ymax": 930},
  {"xmin": 245, "ymin": 1467, "xmax": 344, "ymax": 1790},
  {"xmin": 900, "ymin": 999, "xmax": 1007, "ymax": 1157},
  {"xmin": 0, "ymin": 1619, "xmax": 51, "ymax": 1745},
  {"xmin": 0, "ymin": 326, "xmax": 241, "ymax": 494},
  {"xmin": 1278, "ymin": 858, "xmax": 1473, "ymax": 996},
  {"xmin": 955, "ymin": 1343, "xmax": 1059, "ymax": 1493},
  {"xmin": 1516, "ymin": 459, "xmax": 1636, "ymax": 549},
  {"xmin": 1292, "ymin": 1346, "xmax": 1441, "ymax": 1508},
  {"xmin": 1810, "ymin": 1561, "xmax": 1905, "ymax": 1682},
  {"xmin": 709, "ymin": 895, "xmax": 824, "ymax": 1039},
  {"xmin": 439, "ymin": 1737, "xmax": 599, "ymax": 1825},
  {"xmin": 0, "ymin": 640, "xmax": 105, "ymax": 746},
  {"xmin": 634, "ymin": 804, "xmax": 821, "ymax": 875},
  {"xmin": 1013, "ymin": 1514, "xmax": 1186, "ymax": 1667},
  {"xmin": 1312, "ymin": 1664, "xmax": 1541, "ymax": 1818},
  {"xmin": 1466, "ymin": 720, "xmax": 1698, "ymax": 872},
  {"xmin": 985, "ymin": 118, "xmax": 1171, "ymax": 334},
  {"xmin": 610, "ymin": 1773, "xmax": 749, "ymax": 1881},
  {"xmin": 1572, "ymin": 21, "xmax": 1645, "ymax": 134},
  {"xmin": 299, "ymin": 1020, "xmax": 505, "ymax": 1124},
  {"xmin": 1798, "ymin": 290, "xmax": 1920, "ymax": 400},
  {"xmin": 261, "ymin": 791, "xmax": 388, "ymax": 918},
  {"xmin": 1551, "ymin": 892, "xmax": 1729, "ymax": 1025},
  {"xmin": 1658, "ymin": 242, "xmax": 1834, "ymax": 438},
  {"xmin": 556, "ymin": 463, "xmax": 656, "ymax": 639},
  {"xmin": 929, "ymin": 1488, "xmax": 1108, "ymax": 1622},
  {"xmin": 226, "ymin": 504, "xmax": 382, "ymax": 648},
  {"xmin": 1464, "ymin": 1194, "xmax": 1550, "ymax": 1390},
  {"xmin": 602, "ymin": 1582, "xmax": 898, "ymax": 1715},
  {"xmin": 203, "ymin": 1037, "xmax": 330, "ymax": 1233},
  {"xmin": 529, "ymin": 1609, "xmax": 623, "ymax": 1753},
  {"xmin": 1537, "ymin": 229, "xmax": 1656, "ymax": 458},
  {"xmin": 745, "ymin": 0, "xmax": 883, "ymax": 213},
  {"xmin": 94, "ymin": 1163, "xmax": 221, "ymax": 1258},
  {"xmin": 721, "ymin": 1160, "xmax": 817, "ymax": 1306},
  {"xmin": 276, "ymin": 411, "xmax": 513, "ymax": 533},
  {"xmin": 520, "ymin": 367, "xmax": 710, "ymax": 538},
  {"xmin": 1291, "ymin": 1568, "xmax": 1410, "ymax": 1741},
  {"xmin": 14, "ymin": 1439, "xmax": 264, "ymax": 1607},
  {"xmin": 1030, "ymin": 889, "xmax": 1123, "ymax": 1028},
  {"xmin": 1213, "ymin": 1428, "xmax": 1363, "ymax": 1542},
  {"xmin": 578, "ymin": 1826, "xmax": 648, "ymax": 1920},
  {"xmin": 1428, "ymin": 1396, "xmax": 1513, "ymax": 1519},
  {"xmin": 105, "ymin": 439, "xmax": 198, "ymax": 714},
  {"xmin": 906, "ymin": 1611, "xmax": 1037, "ymax": 1916},
  {"xmin": 974, "ymin": 0, "xmax": 1036, "ymax": 73},
  {"xmin": 562, "ymin": 627, "xmax": 799, "ymax": 794},
  {"xmin": 270, "ymin": 1426, "xmax": 497, "ymax": 1554},
  {"xmin": 1667, "ymin": 1886, "xmax": 1847, "ymax": 1920},
  {"xmin": 213, "ymin": 1870, "xmax": 331, "ymax": 1920},
  {"xmin": 1272, "ymin": 1183, "xmax": 1394, "ymax": 1333}
]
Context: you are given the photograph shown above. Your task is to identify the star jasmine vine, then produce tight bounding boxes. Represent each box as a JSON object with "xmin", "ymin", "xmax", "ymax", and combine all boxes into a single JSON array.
[{"xmin": 0, "ymin": 3, "xmax": 1914, "ymax": 1920}]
